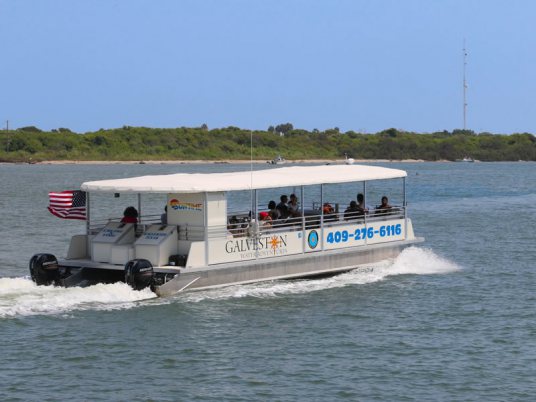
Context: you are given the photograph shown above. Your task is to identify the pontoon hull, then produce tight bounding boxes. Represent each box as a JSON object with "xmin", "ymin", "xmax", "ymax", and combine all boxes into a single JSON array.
[
  {"xmin": 155, "ymin": 237, "xmax": 423, "ymax": 296},
  {"xmin": 37, "ymin": 237, "xmax": 422, "ymax": 295}
]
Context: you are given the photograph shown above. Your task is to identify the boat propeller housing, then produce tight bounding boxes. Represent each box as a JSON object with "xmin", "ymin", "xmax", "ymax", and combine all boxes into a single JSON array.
[
  {"xmin": 29, "ymin": 253, "xmax": 60, "ymax": 286},
  {"xmin": 124, "ymin": 259, "xmax": 154, "ymax": 291}
]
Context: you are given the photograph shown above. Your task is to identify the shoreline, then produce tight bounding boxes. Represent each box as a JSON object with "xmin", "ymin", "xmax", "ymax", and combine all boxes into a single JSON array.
[{"xmin": 6, "ymin": 158, "xmax": 432, "ymax": 165}]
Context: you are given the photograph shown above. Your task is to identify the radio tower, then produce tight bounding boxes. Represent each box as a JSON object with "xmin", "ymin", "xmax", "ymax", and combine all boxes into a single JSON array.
[{"xmin": 463, "ymin": 40, "xmax": 468, "ymax": 130}]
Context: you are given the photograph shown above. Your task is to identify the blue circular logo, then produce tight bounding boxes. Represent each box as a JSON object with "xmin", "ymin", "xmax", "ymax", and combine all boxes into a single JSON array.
[{"xmin": 308, "ymin": 230, "xmax": 319, "ymax": 249}]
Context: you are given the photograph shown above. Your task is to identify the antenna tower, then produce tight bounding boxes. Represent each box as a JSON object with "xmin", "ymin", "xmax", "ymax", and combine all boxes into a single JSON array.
[{"xmin": 463, "ymin": 40, "xmax": 468, "ymax": 130}]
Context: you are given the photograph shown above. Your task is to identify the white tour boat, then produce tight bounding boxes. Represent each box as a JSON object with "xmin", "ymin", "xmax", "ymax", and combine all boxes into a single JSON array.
[{"xmin": 29, "ymin": 165, "xmax": 424, "ymax": 296}]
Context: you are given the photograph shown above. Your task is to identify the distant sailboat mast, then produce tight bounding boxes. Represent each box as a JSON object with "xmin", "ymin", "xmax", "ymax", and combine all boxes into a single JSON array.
[{"xmin": 463, "ymin": 40, "xmax": 468, "ymax": 130}]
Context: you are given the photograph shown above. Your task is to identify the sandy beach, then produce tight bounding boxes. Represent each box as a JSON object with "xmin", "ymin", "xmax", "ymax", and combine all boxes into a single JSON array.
[{"xmin": 32, "ymin": 158, "xmax": 427, "ymax": 165}]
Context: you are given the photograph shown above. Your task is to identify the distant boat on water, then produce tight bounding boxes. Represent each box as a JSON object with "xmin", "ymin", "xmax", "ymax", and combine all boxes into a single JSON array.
[
  {"xmin": 344, "ymin": 153, "xmax": 355, "ymax": 165},
  {"xmin": 456, "ymin": 156, "xmax": 475, "ymax": 163},
  {"xmin": 268, "ymin": 155, "xmax": 286, "ymax": 165}
]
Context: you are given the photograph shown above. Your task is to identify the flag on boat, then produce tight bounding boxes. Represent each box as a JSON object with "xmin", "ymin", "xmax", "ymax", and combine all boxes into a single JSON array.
[{"xmin": 48, "ymin": 190, "xmax": 87, "ymax": 220}]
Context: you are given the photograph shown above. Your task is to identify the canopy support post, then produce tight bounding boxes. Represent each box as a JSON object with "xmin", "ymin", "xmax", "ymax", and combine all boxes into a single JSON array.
[
  {"xmin": 86, "ymin": 192, "xmax": 91, "ymax": 258},
  {"xmin": 253, "ymin": 189, "xmax": 258, "ymax": 222},
  {"xmin": 86, "ymin": 192, "xmax": 90, "ymax": 235},
  {"xmin": 254, "ymin": 189, "xmax": 259, "ymax": 260},
  {"xmin": 300, "ymin": 185, "xmax": 305, "ymax": 253},
  {"xmin": 320, "ymin": 184, "xmax": 324, "ymax": 251},
  {"xmin": 204, "ymin": 192, "xmax": 209, "ymax": 265},
  {"xmin": 363, "ymin": 181, "xmax": 367, "ymax": 226},
  {"xmin": 403, "ymin": 177, "xmax": 407, "ymax": 240},
  {"xmin": 137, "ymin": 193, "xmax": 141, "ymax": 226}
]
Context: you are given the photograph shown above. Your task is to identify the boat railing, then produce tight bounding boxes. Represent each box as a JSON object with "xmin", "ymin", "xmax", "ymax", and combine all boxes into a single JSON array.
[
  {"xmin": 88, "ymin": 214, "xmax": 166, "ymax": 235},
  {"xmin": 312, "ymin": 201, "xmax": 340, "ymax": 212},
  {"xmin": 287, "ymin": 206, "xmax": 404, "ymax": 228},
  {"xmin": 226, "ymin": 223, "xmax": 250, "ymax": 238},
  {"xmin": 87, "ymin": 207, "xmax": 405, "ymax": 241},
  {"xmin": 222, "ymin": 206, "xmax": 406, "ymax": 238},
  {"xmin": 140, "ymin": 214, "xmax": 166, "ymax": 225},
  {"xmin": 178, "ymin": 225, "xmax": 206, "ymax": 241}
]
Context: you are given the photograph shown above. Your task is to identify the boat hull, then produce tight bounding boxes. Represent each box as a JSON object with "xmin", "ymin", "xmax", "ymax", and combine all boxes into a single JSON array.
[
  {"xmin": 42, "ymin": 237, "xmax": 422, "ymax": 295},
  {"xmin": 155, "ymin": 237, "xmax": 423, "ymax": 296}
]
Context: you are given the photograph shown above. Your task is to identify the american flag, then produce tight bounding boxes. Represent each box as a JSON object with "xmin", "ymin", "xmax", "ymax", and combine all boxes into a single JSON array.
[{"xmin": 48, "ymin": 190, "xmax": 87, "ymax": 220}]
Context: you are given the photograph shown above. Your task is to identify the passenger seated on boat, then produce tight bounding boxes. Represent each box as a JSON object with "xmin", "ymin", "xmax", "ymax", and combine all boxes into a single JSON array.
[
  {"xmin": 259, "ymin": 211, "xmax": 273, "ymax": 229},
  {"xmin": 283, "ymin": 193, "xmax": 302, "ymax": 226},
  {"xmin": 323, "ymin": 203, "xmax": 338, "ymax": 222},
  {"xmin": 344, "ymin": 201, "xmax": 361, "ymax": 221},
  {"xmin": 268, "ymin": 200, "xmax": 280, "ymax": 220},
  {"xmin": 288, "ymin": 193, "xmax": 300, "ymax": 216},
  {"xmin": 375, "ymin": 196, "xmax": 392, "ymax": 216},
  {"xmin": 356, "ymin": 193, "xmax": 370, "ymax": 215},
  {"xmin": 121, "ymin": 206, "xmax": 138, "ymax": 224},
  {"xmin": 276, "ymin": 195, "xmax": 290, "ymax": 219}
]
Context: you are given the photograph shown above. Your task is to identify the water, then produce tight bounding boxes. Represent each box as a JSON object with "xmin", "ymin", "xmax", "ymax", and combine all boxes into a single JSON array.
[{"xmin": 0, "ymin": 162, "xmax": 535, "ymax": 401}]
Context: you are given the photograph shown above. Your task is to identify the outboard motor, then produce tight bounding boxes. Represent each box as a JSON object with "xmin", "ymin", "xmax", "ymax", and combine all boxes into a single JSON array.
[
  {"xmin": 29, "ymin": 253, "xmax": 60, "ymax": 286},
  {"xmin": 124, "ymin": 259, "xmax": 154, "ymax": 291}
]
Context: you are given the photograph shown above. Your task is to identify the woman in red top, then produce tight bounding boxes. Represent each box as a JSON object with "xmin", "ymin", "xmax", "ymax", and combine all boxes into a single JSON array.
[{"xmin": 121, "ymin": 206, "xmax": 138, "ymax": 223}]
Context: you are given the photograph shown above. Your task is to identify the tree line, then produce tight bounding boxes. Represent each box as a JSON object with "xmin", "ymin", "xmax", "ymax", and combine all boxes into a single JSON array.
[{"xmin": 0, "ymin": 125, "xmax": 535, "ymax": 162}]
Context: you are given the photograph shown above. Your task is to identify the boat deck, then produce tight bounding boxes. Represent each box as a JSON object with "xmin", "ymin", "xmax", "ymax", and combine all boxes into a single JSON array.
[{"xmin": 60, "ymin": 258, "xmax": 182, "ymax": 273}]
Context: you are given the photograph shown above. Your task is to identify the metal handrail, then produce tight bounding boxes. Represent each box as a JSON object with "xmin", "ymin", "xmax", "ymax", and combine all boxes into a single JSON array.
[
  {"xmin": 221, "ymin": 206, "xmax": 406, "ymax": 238},
  {"xmin": 88, "ymin": 206, "xmax": 406, "ymax": 240},
  {"xmin": 179, "ymin": 225, "xmax": 205, "ymax": 241}
]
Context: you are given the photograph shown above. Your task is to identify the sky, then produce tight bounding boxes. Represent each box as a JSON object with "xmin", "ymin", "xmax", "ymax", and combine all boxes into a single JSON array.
[{"xmin": 1, "ymin": 0, "xmax": 536, "ymax": 134}]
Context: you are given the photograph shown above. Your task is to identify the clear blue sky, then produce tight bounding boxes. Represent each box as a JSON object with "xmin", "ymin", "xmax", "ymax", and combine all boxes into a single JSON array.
[{"xmin": 1, "ymin": 0, "xmax": 535, "ymax": 134}]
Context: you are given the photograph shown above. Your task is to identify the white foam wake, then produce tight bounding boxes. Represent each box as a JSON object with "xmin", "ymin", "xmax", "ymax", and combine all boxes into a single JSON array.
[
  {"xmin": 181, "ymin": 247, "xmax": 461, "ymax": 302},
  {"xmin": 0, "ymin": 247, "xmax": 459, "ymax": 317},
  {"xmin": 0, "ymin": 278, "xmax": 156, "ymax": 318}
]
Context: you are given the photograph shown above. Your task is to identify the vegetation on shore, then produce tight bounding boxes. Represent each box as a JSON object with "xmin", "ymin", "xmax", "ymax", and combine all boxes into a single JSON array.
[{"xmin": 1, "ymin": 124, "xmax": 535, "ymax": 162}]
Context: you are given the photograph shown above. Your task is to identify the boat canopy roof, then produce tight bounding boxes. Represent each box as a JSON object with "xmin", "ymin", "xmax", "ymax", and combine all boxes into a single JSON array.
[{"xmin": 81, "ymin": 164, "xmax": 407, "ymax": 194}]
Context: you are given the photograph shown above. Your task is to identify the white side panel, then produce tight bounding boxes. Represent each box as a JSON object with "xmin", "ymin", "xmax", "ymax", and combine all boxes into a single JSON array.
[
  {"xmin": 177, "ymin": 241, "xmax": 192, "ymax": 255},
  {"xmin": 167, "ymin": 193, "xmax": 204, "ymax": 226},
  {"xmin": 207, "ymin": 230, "xmax": 304, "ymax": 265},
  {"xmin": 186, "ymin": 241, "xmax": 206, "ymax": 268},
  {"xmin": 405, "ymin": 219, "xmax": 415, "ymax": 240},
  {"xmin": 318, "ymin": 218, "xmax": 406, "ymax": 250},
  {"xmin": 363, "ymin": 218, "xmax": 406, "ymax": 245},
  {"xmin": 206, "ymin": 192, "xmax": 227, "ymax": 227},
  {"xmin": 67, "ymin": 235, "xmax": 87, "ymax": 259}
]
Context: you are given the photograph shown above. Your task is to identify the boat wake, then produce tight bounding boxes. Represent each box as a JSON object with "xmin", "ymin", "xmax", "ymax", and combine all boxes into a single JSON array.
[
  {"xmin": 0, "ymin": 278, "xmax": 156, "ymax": 318},
  {"xmin": 180, "ymin": 246, "xmax": 460, "ymax": 302},
  {"xmin": 0, "ymin": 247, "xmax": 459, "ymax": 318}
]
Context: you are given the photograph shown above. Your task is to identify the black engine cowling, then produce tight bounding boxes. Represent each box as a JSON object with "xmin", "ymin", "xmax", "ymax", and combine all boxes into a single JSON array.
[
  {"xmin": 29, "ymin": 253, "xmax": 60, "ymax": 286},
  {"xmin": 124, "ymin": 259, "xmax": 154, "ymax": 290}
]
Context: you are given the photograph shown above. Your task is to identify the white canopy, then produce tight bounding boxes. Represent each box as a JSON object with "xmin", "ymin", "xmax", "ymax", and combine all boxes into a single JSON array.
[{"xmin": 81, "ymin": 164, "xmax": 407, "ymax": 194}]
